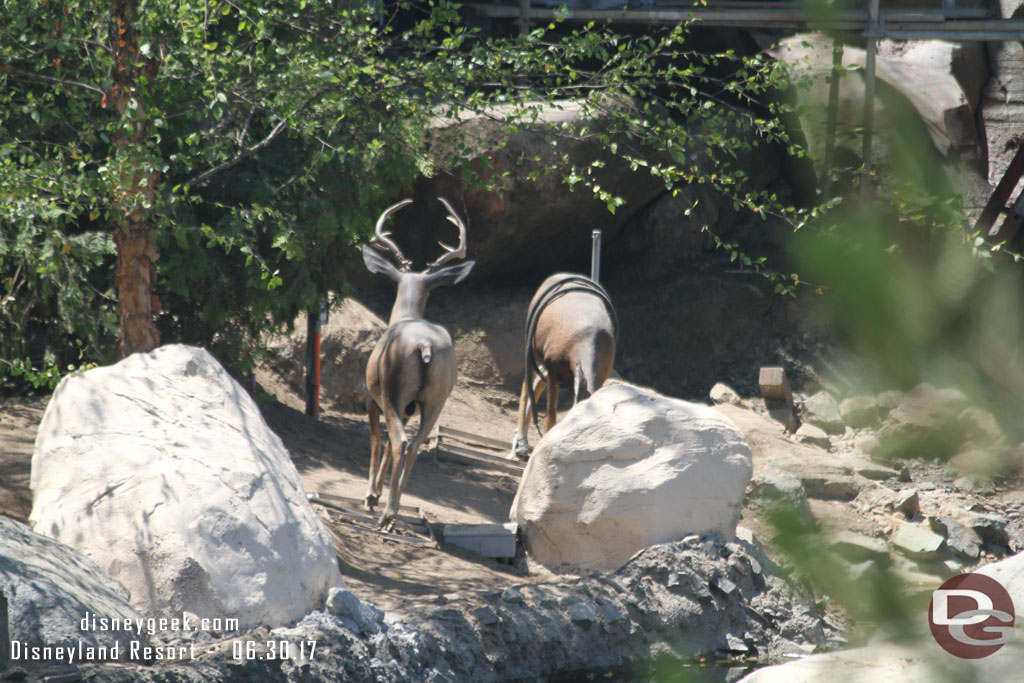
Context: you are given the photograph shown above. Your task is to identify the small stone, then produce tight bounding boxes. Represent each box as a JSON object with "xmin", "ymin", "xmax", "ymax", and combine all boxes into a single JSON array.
[
  {"xmin": 856, "ymin": 463, "xmax": 901, "ymax": 481},
  {"xmin": 954, "ymin": 474, "xmax": 994, "ymax": 493},
  {"xmin": 795, "ymin": 423, "xmax": 831, "ymax": 450},
  {"xmin": 855, "ymin": 433, "xmax": 881, "ymax": 455},
  {"xmin": 894, "ymin": 489, "xmax": 920, "ymax": 519},
  {"xmin": 898, "ymin": 466, "xmax": 912, "ymax": 483},
  {"xmin": 839, "ymin": 396, "xmax": 880, "ymax": 429},
  {"xmin": 892, "ymin": 521, "xmax": 945, "ymax": 559},
  {"xmin": 710, "ymin": 382, "xmax": 743, "ymax": 406},
  {"xmin": 830, "ymin": 530, "xmax": 889, "ymax": 561},
  {"xmin": 875, "ymin": 390, "xmax": 904, "ymax": 416},
  {"xmin": 801, "ymin": 391, "xmax": 845, "ymax": 434},
  {"xmin": 929, "ymin": 516, "xmax": 982, "ymax": 561},
  {"xmin": 501, "ymin": 587, "xmax": 526, "ymax": 605},
  {"xmin": 470, "ymin": 606, "xmax": 499, "ymax": 626},
  {"xmin": 967, "ymin": 512, "xmax": 1010, "ymax": 547},
  {"xmin": 598, "ymin": 602, "xmax": 624, "ymax": 623},
  {"xmin": 712, "ymin": 576, "xmax": 738, "ymax": 596},
  {"xmin": 717, "ymin": 633, "xmax": 749, "ymax": 653},
  {"xmin": 326, "ymin": 588, "xmax": 384, "ymax": 635},
  {"xmin": 568, "ymin": 601, "xmax": 598, "ymax": 624},
  {"xmin": 734, "ymin": 526, "xmax": 758, "ymax": 547}
]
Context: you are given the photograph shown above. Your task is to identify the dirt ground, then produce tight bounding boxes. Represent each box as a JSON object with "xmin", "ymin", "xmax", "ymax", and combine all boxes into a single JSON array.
[{"xmin": 0, "ymin": 369, "xmax": 564, "ymax": 614}]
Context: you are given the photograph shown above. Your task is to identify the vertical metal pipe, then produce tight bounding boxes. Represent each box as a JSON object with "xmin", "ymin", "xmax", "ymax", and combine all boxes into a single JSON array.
[
  {"xmin": 591, "ymin": 230, "xmax": 602, "ymax": 283},
  {"xmin": 305, "ymin": 307, "xmax": 321, "ymax": 418},
  {"xmin": 861, "ymin": 0, "xmax": 880, "ymax": 199}
]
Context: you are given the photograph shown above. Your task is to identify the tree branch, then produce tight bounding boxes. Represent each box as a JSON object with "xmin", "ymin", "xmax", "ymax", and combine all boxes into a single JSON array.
[{"xmin": 185, "ymin": 116, "xmax": 290, "ymax": 187}]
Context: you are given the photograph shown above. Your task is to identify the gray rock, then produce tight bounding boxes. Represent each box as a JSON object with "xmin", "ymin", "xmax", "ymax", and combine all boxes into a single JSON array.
[
  {"xmin": 829, "ymin": 531, "xmax": 889, "ymax": 561},
  {"xmin": 568, "ymin": 602, "xmax": 598, "ymax": 624},
  {"xmin": 0, "ymin": 516, "xmax": 145, "ymax": 661},
  {"xmin": 873, "ymin": 383, "xmax": 970, "ymax": 462},
  {"xmin": 855, "ymin": 463, "xmax": 901, "ymax": 481},
  {"xmin": 801, "ymin": 391, "xmax": 845, "ymax": 434},
  {"xmin": 875, "ymin": 390, "xmax": 905, "ymax": 417},
  {"xmin": 839, "ymin": 396, "xmax": 879, "ymax": 429},
  {"xmin": 795, "ymin": 423, "xmax": 831, "ymax": 450},
  {"xmin": 891, "ymin": 521, "xmax": 945, "ymax": 559},
  {"xmin": 894, "ymin": 489, "xmax": 920, "ymax": 519},
  {"xmin": 326, "ymin": 588, "xmax": 385, "ymax": 636},
  {"xmin": 954, "ymin": 474, "xmax": 995, "ymax": 493},
  {"xmin": 967, "ymin": 512, "xmax": 1010, "ymax": 548},
  {"xmin": 746, "ymin": 468, "xmax": 815, "ymax": 528},
  {"xmin": 710, "ymin": 382, "xmax": 744, "ymax": 406},
  {"xmin": 929, "ymin": 516, "xmax": 982, "ymax": 561}
]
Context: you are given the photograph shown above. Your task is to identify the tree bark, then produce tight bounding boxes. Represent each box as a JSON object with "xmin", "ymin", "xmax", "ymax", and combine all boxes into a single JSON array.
[{"xmin": 110, "ymin": 0, "xmax": 161, "ymax": 357}]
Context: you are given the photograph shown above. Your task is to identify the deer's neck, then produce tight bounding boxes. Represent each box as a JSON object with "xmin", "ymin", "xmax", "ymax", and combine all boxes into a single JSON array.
[{"xmin": 389, "ymin": 280, "xmax": 429, "ymax": 324}]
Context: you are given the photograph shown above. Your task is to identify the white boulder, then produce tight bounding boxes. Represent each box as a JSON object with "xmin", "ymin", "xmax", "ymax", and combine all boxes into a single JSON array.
[
  {"xmin": 30, "ymin": 344, "xmax": 343, "ymax": 630},
  {"xmin": 510, "ymin": 384, "xmax": 752, "ymax": 570}
]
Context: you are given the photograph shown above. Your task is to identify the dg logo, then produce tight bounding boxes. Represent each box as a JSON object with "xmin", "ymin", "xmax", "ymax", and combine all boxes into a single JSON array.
[{"xmin": 929, "ymin": 573, "xmax": 1017, "ymax": 659}]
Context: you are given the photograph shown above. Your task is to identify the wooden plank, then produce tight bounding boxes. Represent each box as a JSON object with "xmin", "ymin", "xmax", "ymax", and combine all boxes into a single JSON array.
[
  {"xmin": 439, "ymin": 425, "xmax": 513, "ymax": 452},
  {"xmin": 310, "ymin": 491, "xmax": 421, "ymax": 517},
  {"xmin": 436, "ymin": 444, "xmax": 525, "ymax": 474},
  {"xmin": 325, "ymin": 512, "xmax": 435, "ymax": 546}
]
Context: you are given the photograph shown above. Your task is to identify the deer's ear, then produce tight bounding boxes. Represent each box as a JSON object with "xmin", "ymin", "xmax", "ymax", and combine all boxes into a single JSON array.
[
  {"xmin": 426, "ymin": 260, "xmax": 475, "ymax": 289},
  {"xmin": 362, "ymin": 244, "xmax": 402, "ymax": 282}
]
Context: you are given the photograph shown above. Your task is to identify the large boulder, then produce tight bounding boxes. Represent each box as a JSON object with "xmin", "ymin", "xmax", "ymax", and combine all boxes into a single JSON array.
[
  {"xmin": 372, "ymin": 99, "xmax": 667, "ymax": 279},
  {"xmin": 771, "ymin": 33, "xmax": 989, "ymax": 200},
  {"xmin": 982, "ymin": 0, "xmax": 1024, "ymax": 193},
  {"xmin": 510, "ymin": 384, "xmax": 753, "ymax": 570},
  {"xmin": 1, "ymin": 516, "xmax": 144, "ymax": 661},
  {"xmin": 30, "ymin": 344, "xmax": 343, "ymax": 631}
]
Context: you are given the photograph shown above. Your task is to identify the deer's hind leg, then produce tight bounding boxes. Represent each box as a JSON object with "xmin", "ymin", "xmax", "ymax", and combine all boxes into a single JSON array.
[
  {"xmin": 365, "ymin": 399, "xmax": 384, "ymax": 510},
  {"xmin": 379, "ymin": 404, "xmax": 410, "ymax": 528},
  {"xmin": 544, "ymin": 376, "xmax": 560, "ymax": 433},
  {"xmin": 511, "ymin": 374, "xmax": 547, "ymax": 459}
]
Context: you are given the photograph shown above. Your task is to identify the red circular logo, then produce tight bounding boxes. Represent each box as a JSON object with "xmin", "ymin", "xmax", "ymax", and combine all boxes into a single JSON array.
[{"xmin": 929, "ymin": 573, "xmax": 1016, "ymax": 658}]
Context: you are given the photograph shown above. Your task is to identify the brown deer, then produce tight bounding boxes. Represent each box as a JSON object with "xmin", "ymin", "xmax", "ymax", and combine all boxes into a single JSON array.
[
  {"xmin": 510, "ymin": 273, "xmax": 617, "ymax": 459},
  {"xmin": 362, "ymin": 197, "xmax": 474, "ymax": 527}
]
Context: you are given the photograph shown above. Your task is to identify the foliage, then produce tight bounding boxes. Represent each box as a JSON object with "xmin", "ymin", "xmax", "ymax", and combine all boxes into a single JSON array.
[{"xmin": 1, "ymin": 0, "xmax": 818, "ymax": 387}]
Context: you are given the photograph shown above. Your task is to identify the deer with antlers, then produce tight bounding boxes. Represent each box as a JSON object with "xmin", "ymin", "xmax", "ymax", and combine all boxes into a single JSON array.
[
  {"xmin": 510, "ymin": 273, "xmax": 617, "ymax": 459},
  {"xmin": 361, "ymin": 197, "xmax": 474, "ymax": 528}
]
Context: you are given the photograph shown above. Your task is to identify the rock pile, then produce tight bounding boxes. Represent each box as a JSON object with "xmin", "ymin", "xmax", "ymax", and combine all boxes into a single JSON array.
[{"xmin": 72, "ymin": 535, "xmax": 835, "ymax": 682}]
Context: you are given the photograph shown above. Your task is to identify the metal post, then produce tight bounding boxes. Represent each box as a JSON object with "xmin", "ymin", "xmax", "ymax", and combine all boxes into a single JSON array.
[
  {"xmin": 860, "ymin": 0, "xmax": 880, "ymax": 200},
  {"xmin": 305, "ymin": 304, "xmax": 325, "ymax": 419},
  {"xmin": 590, "ymin": 230, "xmax": 602, "ymax": 283}
]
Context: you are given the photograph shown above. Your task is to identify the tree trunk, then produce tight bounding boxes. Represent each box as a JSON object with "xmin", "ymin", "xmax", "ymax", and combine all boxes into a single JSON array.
[
  {"xmin": 113, "ymin": 225, "xmax": 160, "ymax": 356},
  {"xmin": 110, "ymin": 0, "xmax": 161, "ymax": 357}
]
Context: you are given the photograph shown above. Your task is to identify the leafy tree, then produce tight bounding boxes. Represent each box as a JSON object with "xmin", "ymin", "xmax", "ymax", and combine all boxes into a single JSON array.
[{"xmin": 1, "ymin": 0, "xmax": 810, "ymax": 387}]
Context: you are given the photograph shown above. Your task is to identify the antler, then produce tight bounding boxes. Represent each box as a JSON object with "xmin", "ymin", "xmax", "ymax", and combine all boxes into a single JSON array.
[
  {"xmin": 427, "ymin": 197, "xmax": 468, "ymax": 270},
  {"xmin": 370, "ymin": 199, "xmax": 414, "ymax": 271}
]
